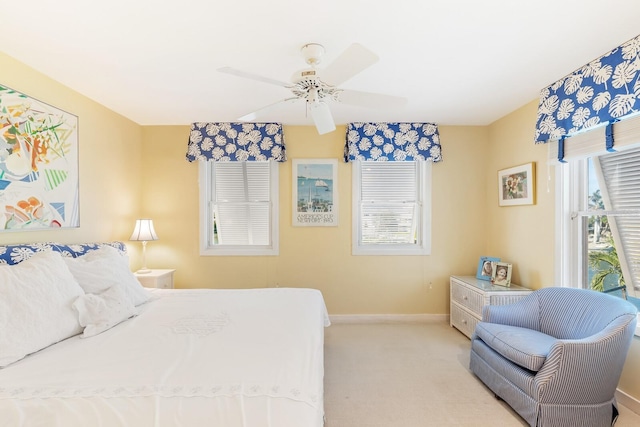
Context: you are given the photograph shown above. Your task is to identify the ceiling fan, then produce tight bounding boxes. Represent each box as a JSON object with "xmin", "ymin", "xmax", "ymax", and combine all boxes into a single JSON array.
[{"xmin": 218, "ymin": 43, "xmax": 407, "ymax": 135}]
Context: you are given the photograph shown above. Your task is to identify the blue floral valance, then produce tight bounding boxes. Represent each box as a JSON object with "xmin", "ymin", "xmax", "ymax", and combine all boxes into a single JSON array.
[
  {"xmin": 344, "ymin": 122, "xmax": 442, "ymax": 162},
  {"xmin": 186, "ymin": 122, "xmax": 286, "ymax": 162},
  {"xmin": 535, "ymin": 34, "xmax": 640, "ymax": 144}
]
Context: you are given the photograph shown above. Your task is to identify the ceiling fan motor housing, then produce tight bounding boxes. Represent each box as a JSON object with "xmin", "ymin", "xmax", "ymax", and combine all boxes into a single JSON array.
[{"xmin": 291, "ymin": 68, "xmax": 338, "ymax": 103}]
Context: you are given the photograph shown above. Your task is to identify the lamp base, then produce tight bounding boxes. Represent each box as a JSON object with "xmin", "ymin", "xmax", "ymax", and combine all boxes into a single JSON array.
[{"xmin": 136, "ymin": 268, "xmax": 152, "ymax": 274}]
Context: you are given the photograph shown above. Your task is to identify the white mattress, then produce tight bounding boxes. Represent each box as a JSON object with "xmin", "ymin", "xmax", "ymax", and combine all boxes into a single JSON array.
[{"xmin": 0, "ymin": 288, "xmax": 330, "ymax": 427}]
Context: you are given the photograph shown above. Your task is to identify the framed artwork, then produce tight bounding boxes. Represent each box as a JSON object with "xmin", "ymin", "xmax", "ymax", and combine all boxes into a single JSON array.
[
  {"xmin": 293, "ymin": 159, "xmax": 338, "ymax": 227},
  {"xmin": 498, "ymin": 162, "xmax": 535, "ymax": 206},
  {"xmin": 0, "ymin": 84, "xmax": 79, "ymax": 230},
  {"xmin": 476, "ymin": 256, "xmax": 500, "ymax": 281},
  {"xmin": 491, "ymin": 262, "xmax": 513, "ymax": 287}
]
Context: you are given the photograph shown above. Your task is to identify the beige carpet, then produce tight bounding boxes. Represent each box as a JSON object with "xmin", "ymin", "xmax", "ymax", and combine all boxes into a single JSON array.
[{"xmin": 323, "ymin": 322, "xmax": 640, "ymax": 427}]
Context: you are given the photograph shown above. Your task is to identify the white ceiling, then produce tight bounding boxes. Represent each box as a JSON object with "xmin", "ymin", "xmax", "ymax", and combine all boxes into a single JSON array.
[{"xmin": 2, "ymin": 1, "xmax": 640, "ymax": 128}]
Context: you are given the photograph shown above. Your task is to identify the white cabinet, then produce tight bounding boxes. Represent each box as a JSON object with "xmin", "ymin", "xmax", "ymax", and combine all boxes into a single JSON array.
[
  {"xmin": 450, "ymin": 275, "xmax": 533, "ymax": 339},
  {"xmin": 134, "ymin": 269, "xmax": 175, "ymax": 289}
]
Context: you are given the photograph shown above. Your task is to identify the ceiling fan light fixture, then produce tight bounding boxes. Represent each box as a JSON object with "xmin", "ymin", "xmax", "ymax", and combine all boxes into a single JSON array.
[{"xmin": 308, "ymin": 87, "xmax": 319, "ymax": 104}]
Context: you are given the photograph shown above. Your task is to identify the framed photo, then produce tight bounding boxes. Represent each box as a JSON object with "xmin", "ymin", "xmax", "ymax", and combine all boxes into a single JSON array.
[
  {"xmin": 476, "ymin": 256, "xmax": 500, "ymax": 281},
  {"xmin": 293, "ymin": 159, "xmax": 338, "ymax": 227},
  {"xmin": 491, "ymin": 262, "xmax": 513, "ymax": 287},
  {"xmin": 498, "ymin": 162, "xmax": 535, "ymax": 206}
]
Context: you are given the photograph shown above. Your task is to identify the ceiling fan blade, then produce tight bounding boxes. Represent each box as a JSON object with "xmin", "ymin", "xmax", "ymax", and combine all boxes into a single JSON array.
[
  {"xmin": 309, "ymin": 102, "xmax": 336, "ymax": 135},
  {"xmin": 321, "ymin": 43, "xmax": 379, "ymax": 86},
  {"xmin": 218, "ymin": 67, "xmax": 291, "ymax": 88},
  {"xmin": 238, "ymin": 97, "xmax": 299, "ymax": 121},
  {"xmin": 337, "ymin": 89, "xmax": 408, "ymax": 109}
]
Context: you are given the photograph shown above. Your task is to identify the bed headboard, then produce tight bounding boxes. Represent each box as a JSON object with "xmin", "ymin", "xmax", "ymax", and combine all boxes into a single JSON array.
[{"xmin": 0, "ymin": 241, "xmax": 127, "ymax": 265}]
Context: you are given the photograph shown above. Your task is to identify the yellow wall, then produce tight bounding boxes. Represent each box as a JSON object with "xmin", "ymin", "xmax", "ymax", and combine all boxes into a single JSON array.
[
  {"xmin": 2, "ymin": 52, "xmax": 638, "ymax": 404},
  {"xmin": 141, "ymin": 124, "xmax": 490, "ymax": 315},
  {"xmin": 485, "ymin": 100, "xmax": 555, "ymax": 288},
  {"xmin": 0, "ymin": 52, "xmax": 142, "ymax": 246}
]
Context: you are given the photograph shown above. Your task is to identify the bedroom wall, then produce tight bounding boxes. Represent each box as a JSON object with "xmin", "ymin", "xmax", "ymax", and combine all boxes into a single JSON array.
[
  {"xmin": 0, "ymin": 52, "xmax": 142, "ymax": 246},
  {"xmin": 140, "ymin": 124, "xmax": 490, "ymax": 315}
]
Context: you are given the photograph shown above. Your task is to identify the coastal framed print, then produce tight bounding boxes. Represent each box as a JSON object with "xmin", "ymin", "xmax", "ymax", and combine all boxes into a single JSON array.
[
  {"xmin": 476, "ymin": 256, "xmax": 500, "ymax": 281},
  {"xmin": 293, "ymin": 159, "xmax": 338, "ymax": 226},
  {"xmin": 0, "ymin": 84, "xmax": 79, "ymax": 231},
  {"xmin": 498, "ymin": 162, "xmax": 535, "ymax": 206}
]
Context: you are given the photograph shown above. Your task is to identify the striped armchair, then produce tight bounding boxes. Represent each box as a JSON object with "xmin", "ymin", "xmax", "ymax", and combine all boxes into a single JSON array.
[{"xmin": 469, "ymin": 287, "xmax": 637, "ymax": 427}]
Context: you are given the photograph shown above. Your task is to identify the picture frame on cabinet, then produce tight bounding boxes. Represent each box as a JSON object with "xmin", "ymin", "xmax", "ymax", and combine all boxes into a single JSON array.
[
  {"xmin": 491, "ymin": 262, "xmax": 513, "ymax": 287},
  {"xmin": 477, "ymin": 256, "xmax": 500, "ymax": 281}
]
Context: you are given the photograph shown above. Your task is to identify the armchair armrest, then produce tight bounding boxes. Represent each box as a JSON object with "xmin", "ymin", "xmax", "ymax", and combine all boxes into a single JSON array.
[{"xmin": 533, "ymin": 314, "xmax": 637, "ymax": 403}]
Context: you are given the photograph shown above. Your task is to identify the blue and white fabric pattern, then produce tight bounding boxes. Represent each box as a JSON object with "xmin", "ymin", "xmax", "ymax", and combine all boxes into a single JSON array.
[
  {"xmin": 535, "ymin": 34, "xmax": 640, "ymax": 144},
  {"xmin": 344, "ymin": 122, "xmax": 442, "ymax": 162},
  {"xmin": 0, "ymin": 241, "xmax": 126, "ymax": 265},
  {"xmin": 186, "ymin": 122, "xmax": 286, "ymax": 162}
]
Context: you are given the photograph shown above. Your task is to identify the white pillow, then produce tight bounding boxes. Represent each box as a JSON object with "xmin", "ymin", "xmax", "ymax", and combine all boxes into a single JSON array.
[
  {"xmin": 73, "ymin": 283, "xmax": 138, "ymax": 337},
  {"xmin": 64, "ymin": 246, "xmax": 151, "ymax": 306},
  {"xmin": 0, "ymin": 250, "xmax": 84, "ymax": 367}
]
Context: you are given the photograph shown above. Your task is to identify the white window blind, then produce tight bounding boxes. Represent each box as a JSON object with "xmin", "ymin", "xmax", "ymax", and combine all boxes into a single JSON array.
[
  {"xmin": 598, "ymin": 147, "xmax": 640, "ymax": 293},
  {"xmin": 212, "ymin": 162, "xmax": 270, "ymax": 245},
  {"xmin": 198, "ymin": 161, "xmax": 279, "ymax": 256},
  {"xmin": 352, "ymin": 161, "xmax": 431, "ymax": 255},
  {"xmin": 360, "ymin": 162, "xmax": 418, "ymax": 244},
  {"xmin": 548, "ymin": 113, "xmax": 640, "ymax": 163}
]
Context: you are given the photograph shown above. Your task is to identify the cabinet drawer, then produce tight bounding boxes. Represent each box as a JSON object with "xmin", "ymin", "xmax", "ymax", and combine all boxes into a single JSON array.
[
  {"xmin": 450, "ymin": 304, "xmax": 479, "ymax": 339},
  {"xmin": 155, "ymin": 274, "xmax": 173, "ymax": 289},
  {"xmin": 450, "ymin": 281, "xmax": 484, "ymax": 316},
  {"xmin": 488, "ymin": 293, "xmax": 531, "ymax": 306}
]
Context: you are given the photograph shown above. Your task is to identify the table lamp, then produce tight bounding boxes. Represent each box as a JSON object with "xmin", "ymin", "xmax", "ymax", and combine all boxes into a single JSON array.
[{"xmin": 129, "ymin": 219, "xmax": 158, "ymax": 274}]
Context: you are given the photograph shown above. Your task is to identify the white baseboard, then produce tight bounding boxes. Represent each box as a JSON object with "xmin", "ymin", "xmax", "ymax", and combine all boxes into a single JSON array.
[
  {"xmin": 616, "ymin": 388, "xmax": 640, "ymax": 416},
  {"xmin": 329, "ymin": 314, "xmax": 448, "ymax": 324}
]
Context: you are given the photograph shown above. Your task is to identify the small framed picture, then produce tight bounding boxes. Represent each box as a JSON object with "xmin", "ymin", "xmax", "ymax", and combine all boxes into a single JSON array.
[
  {"xmin": 491, "ymin": 262, "xmax": 513, "ymax": 287},
  {"xmin": 476, "ymin": 256, "xmax": 500, "ymax": 281},
  {"xmin": 498, "ymin": 162, "xmax": 535, "ymax": 206}
]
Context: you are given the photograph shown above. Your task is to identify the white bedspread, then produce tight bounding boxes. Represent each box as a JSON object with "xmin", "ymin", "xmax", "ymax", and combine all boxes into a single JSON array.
[{"xmin": 0, "ymin": 288, "xmax": 330, "ymax": 427}]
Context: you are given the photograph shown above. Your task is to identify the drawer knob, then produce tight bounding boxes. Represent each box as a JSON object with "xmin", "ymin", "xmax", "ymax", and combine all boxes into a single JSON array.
[{"xmin": 463, "ymin": 296, "xmax": 468, "ymax": 300}]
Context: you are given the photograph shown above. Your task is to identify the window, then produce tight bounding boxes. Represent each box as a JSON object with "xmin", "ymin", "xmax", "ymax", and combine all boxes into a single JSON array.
[
  {"xmin": 556, "ymin": 145, "xmax": 640, "ymax": 300},
  {"xmin": 352, "ymin": 161, "xmax": 431, "ymax": 255},
  {"xmin": 198, "ymin": 161, "xmax": 279, "ymax": 256}
]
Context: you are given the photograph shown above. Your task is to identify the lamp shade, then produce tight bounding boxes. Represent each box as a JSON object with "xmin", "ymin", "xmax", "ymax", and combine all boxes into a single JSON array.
[{"xmin": 129, "ymin": 219, "xmax": 159, "ymax": 242}]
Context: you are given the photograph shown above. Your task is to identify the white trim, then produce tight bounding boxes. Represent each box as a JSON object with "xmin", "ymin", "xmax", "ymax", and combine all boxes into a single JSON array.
[
  {"xmin": 615, "ymin": 388, "xmax": 640, "ymax": 416},
  {"xmin": 329, "ymin": 314, "xmax": 448, "ymax": 324}
]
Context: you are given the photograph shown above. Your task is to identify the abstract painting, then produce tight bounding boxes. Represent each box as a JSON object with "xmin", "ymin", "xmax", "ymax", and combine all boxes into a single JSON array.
[{"xmin": 0, "ymin": 85, "xmax": 79, "ymax": 230}]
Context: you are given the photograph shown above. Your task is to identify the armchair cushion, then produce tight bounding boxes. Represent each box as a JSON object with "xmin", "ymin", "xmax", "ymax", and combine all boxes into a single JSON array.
[{"xmin": 474, "ymin": 322, "xmax": 556, "ymax": 372}]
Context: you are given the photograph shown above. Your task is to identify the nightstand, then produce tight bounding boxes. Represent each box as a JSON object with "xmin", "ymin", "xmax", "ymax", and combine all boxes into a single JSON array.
[{"xmin": 134, "ymin": 269, "xmax": 175, "ymax": 289}]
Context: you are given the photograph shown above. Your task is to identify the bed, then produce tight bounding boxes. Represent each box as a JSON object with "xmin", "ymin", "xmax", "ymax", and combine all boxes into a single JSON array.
[{"xmin": 0, "ymin": 242, "xmax": 330, "ymax": 427}]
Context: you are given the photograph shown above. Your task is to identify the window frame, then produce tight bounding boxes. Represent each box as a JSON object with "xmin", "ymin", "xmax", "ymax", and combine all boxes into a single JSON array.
[
  {"xmin": 555, "ymin": 151, "xmax": 640, "ymax": 336},
  {"xmin": 198, "ymin": 160, "xmax": 279, "ymax": 256},
  {"xmin": 351, "ymin": 160, "xmax": 431, "ymax": 256}
]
